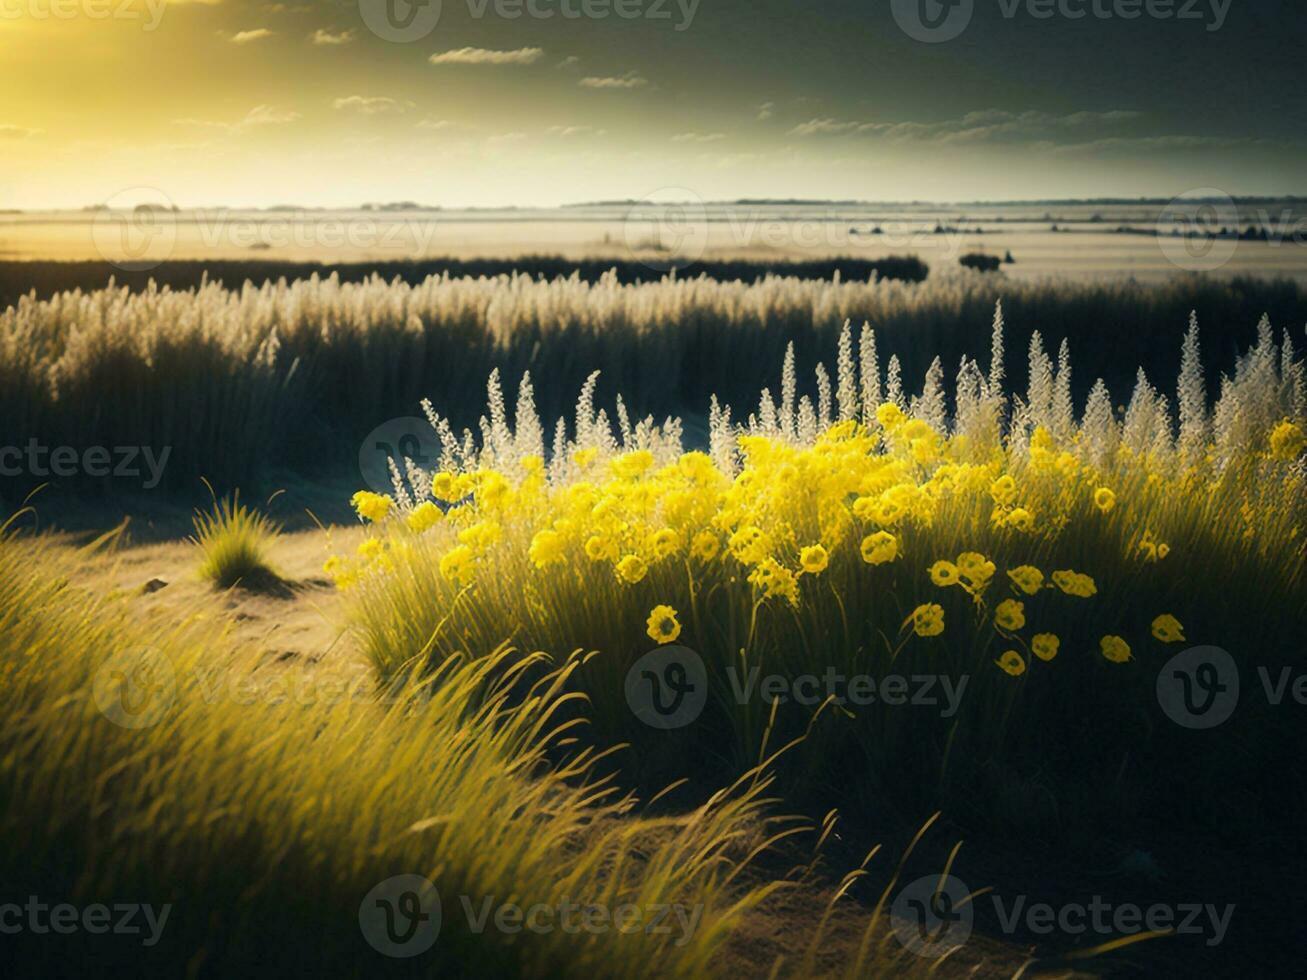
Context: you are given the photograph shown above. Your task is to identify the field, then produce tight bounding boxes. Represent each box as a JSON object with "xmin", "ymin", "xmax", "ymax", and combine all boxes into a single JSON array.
[{"xmin": 2, "ymin": 257, "xmax": 1305, "ymax": 978}]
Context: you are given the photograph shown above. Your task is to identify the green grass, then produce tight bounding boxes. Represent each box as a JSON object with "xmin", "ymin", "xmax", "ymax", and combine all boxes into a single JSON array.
[{"xmin": 191, "ymin": 489, "xmax": 281, "ymax": 588}]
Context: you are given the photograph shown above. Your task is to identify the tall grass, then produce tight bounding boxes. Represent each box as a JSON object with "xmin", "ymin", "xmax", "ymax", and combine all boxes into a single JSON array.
[
  {"xmin": 339, "ymin": 312, "xmax": 1306, "ymax": 848},
  {"xmin": 2, "ymin": 268, "xmax": 1302, "ymax": 493},
  {"xmin": 0, "ymin": 526, "xmax": 820, "ymax": 977}
]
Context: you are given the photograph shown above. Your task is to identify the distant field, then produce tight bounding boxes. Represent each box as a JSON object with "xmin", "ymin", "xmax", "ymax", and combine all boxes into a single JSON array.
[
  {"xmin": 0, "ymin": 254, "xmax": 929, "ymax": 312},
  {"xmin": 4, "ymin": 201, "xmax": 1306, "ymax": 282}
]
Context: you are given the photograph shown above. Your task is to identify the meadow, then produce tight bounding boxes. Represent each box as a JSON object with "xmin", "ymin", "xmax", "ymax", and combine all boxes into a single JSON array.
[{"xmin": 1, "ymin": 260, "xmax": 1305, "ymax": 977}]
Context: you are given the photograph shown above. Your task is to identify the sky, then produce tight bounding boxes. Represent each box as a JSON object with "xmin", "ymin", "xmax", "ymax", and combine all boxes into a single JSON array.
[{"xmin": 1, "ymin": 0, "xmax": 1304, "ymax": 208}]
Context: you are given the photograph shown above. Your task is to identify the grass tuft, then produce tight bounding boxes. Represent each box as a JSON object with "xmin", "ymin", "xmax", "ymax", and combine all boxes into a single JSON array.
[{"xmin": 191, "ymin": 487, "xmax": 281, "ymax": 588}]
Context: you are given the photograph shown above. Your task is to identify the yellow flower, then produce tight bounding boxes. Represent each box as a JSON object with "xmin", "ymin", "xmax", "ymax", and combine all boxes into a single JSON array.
[
  {"xmin": 646, "ymin": 605, "xmax": 682, "ymax": 644},
  {"xmin": 405, "ymin": 501, "xmax": 443, "ymax": 533},
  {"xmin": 350, "ymin": 491, "xmax": 392, "ymax": 523},
  {"xmin": 957, "ymin": 552, "xmax": 996, "ymax": 591},
  {"xmin": 616, "ymin": 554, "xmax": 648, "ymax": 584},
  {"xmin": 1004, "ymin": 507, "xmax": 1036, "ymax": 532},
  {"xmin": 928, "ymin": 560, "xmax": 960, "ymax": 587},
  {"xmin": 1151, "ymin": 614, "xmax": 1186, "ymax": 644},
  {"xmin": 572, "ymin": 448, "xmax": 599, "ymax": 469},
  {"xmin": 585, "ymin": 535, "xmax": 617, "ymax": 562},
  {"xmin": 459, "ymin": 520, "xmax": 502, "ymax": 553},
  {"xmin": 1093, "ymin": 487, "xmax": 1117, "ymax": 513},
  {"xmin": 1052, "ymin": 569, "xmax": 1097, "ymax": 598},
  {"xmin": 995, "ymin": 599, "xmax": 1026, "ymax": 632},
  {"xmin": 690, "ymin": 530, "xmax": 721, "ymax": 562},
  {"xmin": 989, "ymin": 474, "xmax": 1018, "ymax": 506},
  {"xmin": 439, "ymin": 544, "xmax": 475, "ymax": 587},
  {"xmin": 909, "ymin": 603, "xmax": 945, "ymax": 637},
  {"xmin": 1007, "ymin": 565, "xmax": 1044, "ymax": 595},
  {"xmin": 800, "ymin": 544, "xmax": 830, "ymax": 575},
  {"xmin": 1100, "ymin": 635, "xmax": 1132, "ymax": 664},
  {"xmin": 996, "ymin": 651, "xmax": 1027, "ymax": 676},
  {"xmin": 431, "ymin": 472, "xmax": 462, "ymax": 502},
  {"xmin": 647, "ymin": 528, "xmax": 682, "ymax": 561},
  {"xmin": 860, "ymin": 531, "xmax": 899, "ymax": 565},
  {"xmin": 528, "ymin": 529, "xmax": 567, "ymax": 569},
  {"xmin": 1269, "ymin": 419, "xmax": 1305, "ymax": 460},
  {"xmin": 1032, "ymin": 633, "xmax": 1060, "ymax": 661},
  {"xmin": 875, "ymin": 402, "xmax": 906, "ymax": 431},
  {"xmin": 611, "ymin": 450, "xmax": 655, "ymax": 479}
]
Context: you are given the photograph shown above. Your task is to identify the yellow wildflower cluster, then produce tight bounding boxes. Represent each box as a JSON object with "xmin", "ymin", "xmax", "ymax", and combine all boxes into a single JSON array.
[{"xmin": 332, "ymin": 400, "xmax": 1303, "ymax": 678}]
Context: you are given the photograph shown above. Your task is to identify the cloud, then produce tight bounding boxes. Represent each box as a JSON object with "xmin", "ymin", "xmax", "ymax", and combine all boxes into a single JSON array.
[
  {"xmin": 241, "ymin": 105, "xmax": 302, "ymax": 127},
  {"xmin": 231, "ymin": 29, "xmax": 275, "ymax": 44},
  {"xmin": 416, "ymin": 118, "xmax": 452, "ymax": 130},
  {"xmin": 757, "ymin": 101, "xmax": 774, "ymax": 121},
  {"xmin": 0, "ymin": 125, "xmax": 41, "ymax": 139},
  {"xmin": 173, "ymin": 105, "xmax": 301, "ymax": 134},
  {"xmin": 332, "ymin": 96, "xmax": 415, "ymax": 115},
  {"xmin": 429, "ymin": 47, "xmax": 544, "ymax": 66},
  {"xmin": 547, "ymin": 125, "xmax": 607, "ymax": 137},
  {"xmin": 788, "ymin": 118, "xmax": 867, "ymax": 137},
  {"xmin": 557, "ymin": 55, "xmax": 580, "ymax": 69},
  {"xmin": 310, "ymin": 28, "xmax": 355, "ymax": 46},
  {"xmin": 788, "ymin": 109, "xmax": 1146, "ymax": 144},
  {"xmin": 579, "ymin": 71, "xmax": 648, "ymax": 90},
  {"xmin": 487, "ymin": 132, "xmax": 528, "ymax": 144},
  {"xmin": 672, "ymin": 132, "xmax": 727, "ymax": 143}
]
